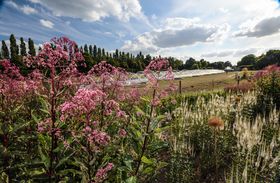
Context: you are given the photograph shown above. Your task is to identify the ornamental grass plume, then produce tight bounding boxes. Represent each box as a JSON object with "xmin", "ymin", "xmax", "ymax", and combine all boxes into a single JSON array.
[{"xmin": 208, "ymin": 116, "xmax": 224, "ymax": 128}]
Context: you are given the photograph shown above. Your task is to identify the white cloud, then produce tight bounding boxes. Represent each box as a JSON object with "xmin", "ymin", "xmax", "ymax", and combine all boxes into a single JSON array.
[
  {"xmin": 21, "ymin": 5, "xmax": 37, "ymax": 15},
  {"xmin": 202, "ymin": 50, "xmax": 234, "ymax": 58},
  {"xmin": 40, "ymin": 19, "xmax": 54, "ymax": 29},
  {"xmin": 234, "ymin": 16, "xmax": 280, "ymax": 37},
  {"xmin": 121, "ymin": 17, "xmax": 230, "ymax": 54},
  {"xmin": 6, "ymin": 1, "xmax": 18, "ymax": 9},
  {"xmin": 233, "ymin": 48, "xmax": 260, "ymax": 57},
  {"xmin": 6, "ymin": 1, "xmax": 37, "ymax": 15},
  {"xmin": 29, "ymin": 0, "xmax": 143, "ymax": 22},
  {"xmin": 121, "ymin": 33, "xmax": 159, "ymax": 54},
  {"xmin": 219, "ymin": 8, "xmax": 229, "ymax": 14}
]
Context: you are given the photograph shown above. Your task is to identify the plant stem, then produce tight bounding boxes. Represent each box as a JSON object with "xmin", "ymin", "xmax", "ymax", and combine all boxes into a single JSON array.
[
  {"xmin": 134, "ymin": 89, "xmax": 156, "ymax": 176},
  {"xmin": 86, "ymin": 115, "xmax": 92, "ymax": 181},
  {"xmin": 49, "ymin": 70, "xmax": 57, "ymax": 182},
  {"xmin": 214, "ymin": 129, "xmax": 218, "ymax": 182}
]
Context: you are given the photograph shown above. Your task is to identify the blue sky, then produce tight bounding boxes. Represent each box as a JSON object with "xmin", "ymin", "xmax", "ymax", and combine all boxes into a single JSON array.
[{"xmin": 0, "ymin": 0, "xmax": 280, "ymax": 64}]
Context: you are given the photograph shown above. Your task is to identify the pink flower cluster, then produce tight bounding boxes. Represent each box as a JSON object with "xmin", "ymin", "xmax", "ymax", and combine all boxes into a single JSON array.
[
  {"xmin": 144, "ymin": 58, "xmax": 174, "ymax": 87},
  {"xmin": 0, "ymin": 59, "xmax": 41, "ymax": 101},
  {"xmin": 60, "ymin": 88, "xmax": 105, "ymax": 121},
  {"xmin": 104, "ymin": 100, "xmax": 126, "ymax": 118},
  {"xmin": 145, "ymin": 58, "xmax": 169, "ymax": 71},
  {"xmin": 142, "ymin": 58, "xmax": 176, "ymax": 106},
  {"xmin": 94, "ymin": 163, "xmax": 114, "ymax": 183},
  {"xmin": 87, "ymin": 61, "xmax": 129, "ymax": 102},
  {"xmin": 24, "ymin": 37, "xmax": 84, "ymax": 88},
  {"xmin": 118, "ymin": 129, "xmax": 127, "ymax": 137},
  {"xmin": 38, "ymin": 118, "xmax": 61, "ymax": 137},
  {"xmin": 88, "ymin": 61, "xmax": 116, "ymax": 76},
  {"xmin": 0, "ymin": 59, "xmax": 23, "ymax": 79},
  {"xmin": 83, "ymin": 126, "xmax": 110, "ymax": 146},
  {"xmin": 254, "ymin": 64, "xmax": 280, "ymax": 79}
]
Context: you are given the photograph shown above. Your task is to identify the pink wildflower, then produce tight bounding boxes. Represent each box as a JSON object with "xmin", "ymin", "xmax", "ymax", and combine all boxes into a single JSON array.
[
  {"xmin": 59, "ymin": 88, "xmax": 105, "ymax": 120},
  {"xmin": 118, "ymin": 129, "xmax": 127, "ymax": 137},
  {"xmin": 94, "ymin": 163, "xmax": 114, "ymax": 183}
]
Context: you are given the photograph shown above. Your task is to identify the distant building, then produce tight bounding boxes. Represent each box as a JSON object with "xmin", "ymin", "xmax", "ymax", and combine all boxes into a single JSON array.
[{"xmin": 224, "ymin": 66, "xmax": 234, "ymax": 72}]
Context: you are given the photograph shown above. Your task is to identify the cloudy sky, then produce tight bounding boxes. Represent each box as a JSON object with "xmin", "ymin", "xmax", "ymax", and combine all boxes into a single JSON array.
[{"xmin": 0, "ymin": 0, "xmax": 280, "ymax": 64}]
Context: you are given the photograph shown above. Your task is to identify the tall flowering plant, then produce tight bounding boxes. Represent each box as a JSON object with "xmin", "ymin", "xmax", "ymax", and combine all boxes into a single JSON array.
[
  {"xmin": 0, "ymin": 59, "xmax": 43, "ymax": 180},
  {"xmin": 56, "ymin": 61, "xmax": 130, "ymax": 182},
  {"xmin": 254, "ymin": 64, "xmax": 280, "ymax": 112},
  {"xmin": 24, "ymin": 37, "xmax": 85, "ymax": 181},
  {"xmin": 126, "ymin": 58, "xmax": 176, "ymax": 180}
]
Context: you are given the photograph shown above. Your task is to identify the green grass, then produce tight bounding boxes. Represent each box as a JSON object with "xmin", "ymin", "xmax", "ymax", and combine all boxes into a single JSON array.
[{"xmin": 136, "ymin": 71, "xmax": 254, "ymax": 95}]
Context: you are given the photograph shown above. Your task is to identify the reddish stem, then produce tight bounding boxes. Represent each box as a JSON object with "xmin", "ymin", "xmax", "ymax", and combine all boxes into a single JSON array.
[{"xmin": 134, "ymin": 89, "xmax": 156, "ymax": 176}]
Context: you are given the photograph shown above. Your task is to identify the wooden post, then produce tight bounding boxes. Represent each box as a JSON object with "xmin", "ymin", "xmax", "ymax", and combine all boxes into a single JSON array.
[{"xmin": 179, "ymin": 80, "xmax": 182, "ymax": 94}]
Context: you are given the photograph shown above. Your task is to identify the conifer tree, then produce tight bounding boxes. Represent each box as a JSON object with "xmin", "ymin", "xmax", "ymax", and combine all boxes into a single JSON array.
[
  {"xmin": 102, "ymin": 48, "xmax": 105, "ymax": 57},
  {"xmin": 115, "ymin": 49, "xmax": 119, "ymax": 59},
  {"xmin": 93, "ymin": 45, "xmax": 97, "ymax": 58},
  {"xmin": 28, "ymin": 38, "xmax": 36, "ymax": 56},
  {"xmin": 84, "ymin": 44, "xmax": 88, "ymax": 53},
  {"xmin": 89, "ymin": 45, "xmax": 93, "ymax": 55},
  {"xmin": 1, "ymin": 40, "xmax": 9, "ymax": 59},
  {"xmin": 97, "ymin": 48, "xmax": 101, "ymax": 58},
  {"xmin": 10, "ymin": 34, "xmax": 19, "ymax": 61},
  {"xmin": 20, "ymin": 37, "xmax": 27, "ymax": 56}
]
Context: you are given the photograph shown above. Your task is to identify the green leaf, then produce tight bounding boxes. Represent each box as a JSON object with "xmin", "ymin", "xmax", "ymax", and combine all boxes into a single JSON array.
[
  {"xmin": 13, "ymin": 104, "xmax": 23, "ymax": 113},
  {"xmin": 154, "ymin": 126, "xmax": 170, "ymax": 133},
  {"xmin": 55, "ymin": 151, "xmax": 76, "ymax": 169},
  {"xmin": 40, "ymin": 109, "xmax": 50, "ymax": 115},
  {"xmin": 141, "ymin": 156, "xmax": 153, "ymax": 165},
  {"xmin": 126, "ymin": 176, "xmax": 137, "ymax": 183},
  {"xmin": 124, "ymin": 159, "xmax": 133, "ymax": 171},
  {"xmin": 157, "ymin": 161, "xmax": 168, "ymax": 169},
  {"xmin": 0, "ymin": 172, "xmax": 9, "ymax": 183},
  {"xmin": 31, "ymin": 112, "xmax": 40, "ymax": 123},
  {"xmin": 140, "ymin": 96, "xmax": 150, "ymax": 103},
  {"xmin": 134, "ymin": 106, "xmax": 145, "ymax": 115},
  {"xmin": 38, "ymin": 146, "xmax": 50, "ymax": 169},
  {"xmin": 29, "ymin": 168, "xmax": 46, "ymax": 176},
  {"xmin": 150, "ymin": 119, "xmax": 160, "ymax": 131},
  {"xmin": 143, "ymin": 167, "xmax": 154, "ymax": 174},
  {"xmin": 12, "ymin": 120, "xmax": 31, "ymax": 133}
]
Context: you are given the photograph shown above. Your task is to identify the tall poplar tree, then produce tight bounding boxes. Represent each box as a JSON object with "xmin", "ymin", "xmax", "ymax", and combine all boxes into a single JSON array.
[
  {"xmin": 10, "ymin": 34, "xmax": 19, "ymax": 61},
  {"xmin": 28, "ymin": 38, "xmax": 36, "ymax": 56},
  {"xmin": 20, "ymin": 37, "xmax": 27, "ymax": 56},
  {"xmin": 93, "ymin": 45, "xmax": 97, "ymax": 58},
  {"xmin": 1, "ymin": 40, "xmax": 9, "ymax": 59}
]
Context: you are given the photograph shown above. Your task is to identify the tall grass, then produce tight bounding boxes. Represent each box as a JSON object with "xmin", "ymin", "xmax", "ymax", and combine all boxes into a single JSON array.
[{"xmin": 162, "ymin": 92, "xmax": 280, "ymax": 183}]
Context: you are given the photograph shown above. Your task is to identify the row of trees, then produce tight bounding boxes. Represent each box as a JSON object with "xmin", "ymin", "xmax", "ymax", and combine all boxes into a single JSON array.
[
  {"xmin": 2, "ymin": 34, "xmax": 278, "ymax": 73},
  {"xmin": 181, "ymin": 57, "xmax": 232, "ymax": 70},
  {"xmin": 237, "ymin": 50, "xmax": 280, "ymax": 69}
]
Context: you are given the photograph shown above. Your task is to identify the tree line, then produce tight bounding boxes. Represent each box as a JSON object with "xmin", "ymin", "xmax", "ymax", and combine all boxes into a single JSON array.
[
  {"xmin": 237, "ymin": 50, "xmax": 280, "ymax": 69},
  {"xmin": 2, "ymin": 34, "xmax": 278, "ymax": 74}
]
